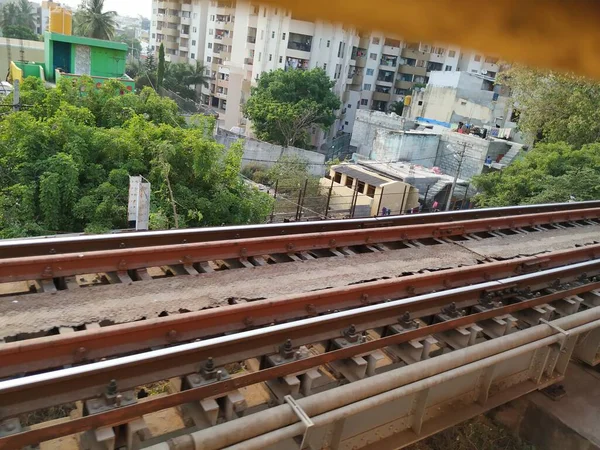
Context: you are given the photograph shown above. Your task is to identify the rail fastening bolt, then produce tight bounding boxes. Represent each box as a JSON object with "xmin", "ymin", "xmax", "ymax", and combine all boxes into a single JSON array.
[{"xmin": 106, "ymin": 379, "xmax": 118, "ymax": 396}]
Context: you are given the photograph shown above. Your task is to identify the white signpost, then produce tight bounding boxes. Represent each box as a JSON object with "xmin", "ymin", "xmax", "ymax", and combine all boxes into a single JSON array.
[{"xmin": 128, "ymin": 176, "xmax": 151, "ymax": 230}]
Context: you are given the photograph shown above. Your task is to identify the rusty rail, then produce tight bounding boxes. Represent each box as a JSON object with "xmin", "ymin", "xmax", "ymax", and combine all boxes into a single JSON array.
[
  {"xmin": 1, "ymin": 207, "xmax": 599, "ymax": 284},
  {"xmin": 1, "ymin": 244, "xmax": 598, "ymax": 379},
  {"xmin": 2, "ymin": 201, "xmax": 599, "ymax": 259},
  {"xmin": 1, "ymin": 265, "xmax": 599, "ymax": 449}
]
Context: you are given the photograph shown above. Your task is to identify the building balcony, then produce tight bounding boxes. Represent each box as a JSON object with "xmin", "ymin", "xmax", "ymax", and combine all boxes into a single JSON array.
[
  {"xmin": 157, "ymin": 1, "xmax": 181, "ymax": 9},
  {"xmin": 181, "ymin": 2, "xmax": 192, "ymax": 12},
  {"xmin": 214, "ymin": 35, "xmax": 233, "ymax": 46},
  {"xmin": 358, "ymin": 36, "xmax": 370, "ymax": 48},
  {"xmin": 215, "ymin": 21, "xmax": 234, "ymax": 31},
  {"xmin": 375, "ymin": 79, "xmax": 393, "ymax": 88},
  {"xmin": 166, "ymin": 15, "xmax": 181, "ymax": 24},
  {"xmin": 163, "ymin": 27, "xmax": 179, "ymax": 36},
  {"xmin": 180, "ymin": 31, "xmax": 189, "ymax": 38},
  {"xmin": 372, "ymin": 91, "xmax": 391, "ymax": 102},
  {"xmin": 396, "ymin": 80, "xmax": 414, "ymax": 90},
  {"xmin": 349, "ymin": 73, "xmax": 363, "ymax": 85},
  {"xmin": 401, "ymin": 48, "xmax": 426, "ymax": 60},
  {"xmin": 181, "ymin": 17, "xmax": 191, "ymax": 25},
  {"xmin": 179, "ymin": 45, "xmax": 189, "ymax": 52},
  {"xmin": 379, "ymin": 63, "xmax": 397, "ymax": 72},
  {"xmin": 382, "ymin": 45, "xmax": 400, "ymax": 56},
  {"xmin": 217, "ymin": 79, "xmax": 229, "ymax": 89},
  {"xmin": 215, "ymin": 91, "xmax": 227, "ymax": 99},
  {"xmin": 355, "ymin": 56, "xmax": 367, "ymax": 68},
  {"xmin": 398, "ymin": 64, "xmax": 427, "ymax": 76}
]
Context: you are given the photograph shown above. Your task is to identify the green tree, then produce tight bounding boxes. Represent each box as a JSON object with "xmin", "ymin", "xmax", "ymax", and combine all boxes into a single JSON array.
[
  {"xmin": 73, "ymin": 0, "xmax": 117, "ymax": 40},
  {"xmin": 16, "ymin": 0, "xmax": 35, "ymax": 30},
  {"xmin": 499, "ymin": 66, "xmax": 600, "ymax": 148},
  {"xmin": 472, "ymin": 142, "xmax": 600, "ymax": 207},
  {"xmin": 2, "ymin": 24, "xmax": 38, "ymax": 40},
  {"xmin": 0, "ymin": 3, "xmax": 19, "ymax": 30},
  {"xmin": 243, "ymin": 68, "xmax": 341, "ymax": 148},
  {"xmin": 389, "ymin": 101, "xmax": 403, "ymax": 115},
  {"xmin": 0, "ymin": 76, "xmax": 273, "ymax": 238},
  {"xmin": 157, "ymin": 43, "xmax": 165, "ymax": 91}
]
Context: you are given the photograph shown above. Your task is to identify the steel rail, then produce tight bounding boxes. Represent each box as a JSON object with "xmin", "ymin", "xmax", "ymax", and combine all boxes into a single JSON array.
[
  {"xmin": 1, "ymin": 207, "xmax": 599, "ymax": 284},
  {"xmin": 1, "ymin": 244, "xmax": 599, "ymax": 379},
  {"xmin": 1, "ymin": 275, "xmax": 600, "ymax": 449},
  {"xmin": 2, "ymin": 201, "xmax": 599, "ymax": 259},
  {"xmin": 1, "ymin": 259, "xmax": 599, "ymax": 420}
]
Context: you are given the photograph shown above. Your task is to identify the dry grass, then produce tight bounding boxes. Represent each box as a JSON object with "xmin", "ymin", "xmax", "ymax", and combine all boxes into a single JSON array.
[
  {"xmin": 19, "ymin": 403, "xmax": 78, "ymax": 427},
  {"xmin": 406, "ymin": 416, "xmax": 535, "ymax": 450}
]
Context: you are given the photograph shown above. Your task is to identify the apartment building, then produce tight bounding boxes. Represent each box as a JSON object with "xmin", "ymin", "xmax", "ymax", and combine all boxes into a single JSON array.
[
  {"xmin": 457, "ymin": 51, "xmax": 501, "ymax": 78},
  {"xmin": 150, "ymin": 1, "xmax": 494, "ymax": 149}
]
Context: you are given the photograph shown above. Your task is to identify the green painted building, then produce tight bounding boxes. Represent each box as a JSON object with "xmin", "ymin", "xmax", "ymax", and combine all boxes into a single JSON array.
[{"xmin": 44, "ymin": 32, "xmax": 134, "ymax": 89}]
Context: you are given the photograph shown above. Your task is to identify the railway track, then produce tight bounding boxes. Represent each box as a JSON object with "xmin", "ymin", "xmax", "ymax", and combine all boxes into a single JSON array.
[
  {"xmin": 2, "ymin": 200, "xmax": 599, "ymax": 259},
  {"xmin": 1, "ymin": 206, "xmax": 599, "ymax": 295},
  {"xmin": 1, "ymin": 203, "xmax": 600, "ymax": 449},
  {"xmin": 1, "ymin": 247, "xmax": 600, "ymax": 448}
]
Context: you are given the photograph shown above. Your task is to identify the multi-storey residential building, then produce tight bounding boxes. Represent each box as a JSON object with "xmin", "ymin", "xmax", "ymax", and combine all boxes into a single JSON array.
[
  {"xmin": 150, "ymin": 0, "xmax": 495, "ymax": 149},
  {"xmin": 457, "ymin": 51, "xmax": 500, "ymax": 79}
]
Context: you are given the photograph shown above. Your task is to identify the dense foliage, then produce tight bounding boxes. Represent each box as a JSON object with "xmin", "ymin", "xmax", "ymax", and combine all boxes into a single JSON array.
[
  {"xmin": 0, "ymin": 0, "xmax": 37, "ymax": 38},
  {"xmin": 473, "ymin": 67, "xmax": 600, "ymax": 206},
  {"xmin": 473, "ymin": 142, "xmax": 600, "ymax": 206},
  {"xmin": 499, "ymin": 66, "xmax": 600, "ymax": 149},
  {"xmin": 0, "ymin": 76, "xmax": 273, "ymax": 238},
  {"xmin": 243, "ymin": 68, "xmax": 341, "ymax": 148},
  {"xmin": 73, "ymin": 0, "xmax": 116, "ymax": 41}
]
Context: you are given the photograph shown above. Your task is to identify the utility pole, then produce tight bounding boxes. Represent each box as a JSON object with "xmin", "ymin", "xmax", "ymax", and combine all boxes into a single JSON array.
[
  {"xmin": 445, "ymin": 143, "xmax": 466, "ymax": 211},
  {"xmin": 12, "ymin": 79, "xmax": 20, "ymax": 112}
]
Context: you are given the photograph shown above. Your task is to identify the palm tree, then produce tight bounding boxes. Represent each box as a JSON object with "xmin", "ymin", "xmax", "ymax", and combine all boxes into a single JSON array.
[
  {"xmin": 186, "ymin": 61, "xmax": 209, "ymax": 90},
  {"xmin": 0, "ymin": 3, "xmax": 19, "ymax": 30},
  {"xmin": 73, "ymin": 0, "xmax": 116, "ymax": 41},
  {"xmin": 16, "ymin": 0, "xmax": 35, "ymax": 30}
]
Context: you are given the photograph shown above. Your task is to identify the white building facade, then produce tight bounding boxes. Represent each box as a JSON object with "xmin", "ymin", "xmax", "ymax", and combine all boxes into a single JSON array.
[{"xmin": 150, "ymin": 0, "xmax": 499, "ymax": 149}]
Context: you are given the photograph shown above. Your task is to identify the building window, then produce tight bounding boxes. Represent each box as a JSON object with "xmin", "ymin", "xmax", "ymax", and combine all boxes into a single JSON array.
[
  {"xmin": 474, "ymin": 54, "xmax": 481, "ymax": 61},
  {"xmin": 372, "ymin": 37, "xmax": 380, "ymax": 45},
  {"xmin": 207, "ymin": 56, "xmax": 211, "ymax": 62},
  {"xmin": 258, "ymin": 52, "xmax": 261, "ymax": 61},
  {"xmin": 370, "ymin": 53, "xmax": 377, "ymax": 60},
  {"xmin": 471, "ymin": 69, "xmax": 478, "ymax": 73},
  {"xmin": 344, "ymin": 121, "xmax": 349, "ymax": 125},
  {"xmin": 449, "ymin": 50, "xmax": 456, "ymax": 57},
  {"xmin": 347, "ymin": 103, "xmax": 351, "ymax": 108},
  {"xmin": 360, "ymin": 99, "xmax": 368, "ymax": 106},
  {"xmin": 334, "ymin": 172, "xmax": 342, "ymax": 183},
  {"xmin": 323, "ymin": 63, "xmax": 327, "ymax": 70},
  {"xmin": 191, "ymin": 53, "xmax": 195, "ymax": 59},
  {"xmin": 272, "ymin": 31, "xmax": 275, "ymax": 38},
  {"xmin": 192, "ymin": 40, "xmax": 196, "ymax": 46},
  {"xmin": 366, "ymin": 68, "xmax": 374, "ymax": 75},
  {"xmin": 327, "ymin": 40, "xmax": 330, "ymax": 47},
  {"xmin": 416, "ymin": 59, "xmax": 425, "ymax": 67},
  {"xmin": 210, "ymin": 15, "xmax": 215, "ymax": 21},
  {"xmin": 364, "ymin": 83, "xmax": 371, "ymax": 90},
  {"xmin": 269, "ymin": 54, "xmax": 272, "ymax": 61},
  {"xmin": 366, "ymin": 185, "xmax": 376, "ymax": 198},
  {"xmin": 208, "ymin": 42, "xmax": 212, "ymax": 48},
  {"xmin": 345, "ymin": 176, "xmax": 354, "ymax": 188},
  {"xmin": 445, "ymin": 65, "xmax": 452, "ymax": 71},
  {"xmin": 209, "ymin": 28, "xmax": 213, "ymax": 35},
  {"xmin": 279, "ymin": 56, "xmax": 283, "ymax": 63},
  {"xmin": 151, "ymin": 33, "xmax": 155, "ymax": 38},
  {"xmin": 282, "ymin": 33, "xmax": 286, "ymax": 40},
  {"xmin": 261, "ymin": 30, "xmax": 264, "ymax": 39}
]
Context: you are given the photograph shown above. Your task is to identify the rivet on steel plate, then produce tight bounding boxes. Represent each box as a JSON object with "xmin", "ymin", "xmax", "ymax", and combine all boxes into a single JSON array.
[
  {"xmin": 49, "ymin": 248, "xmax": 56, "ymax": 254},
  {"xmin": 119, "ymin": 242, "xmax": 126, "ymax": 249},
  {"xmin": 483, "ymin": 273, "xmax": 491, "ymax": 281},
  {"xmin": 443, "ymin": 280, "xmax": 451, "ymax": 288},
  {"xmin": 286, "ymin": 243, "xmax": 295, "ymax": 251},
  {"xmin": 365, "ymin": 236, "xmax": 371, "ymax": 243},
  {"xmin": 75, "ymin": 346, "xmax": 87, "ymax": 360},
  {"xmin": 406, "ymin": 285, "xmax": 415, "ymax": 294},
  {"xmin": 306, "ymin": 303, "xmax": 317, "ymax": 315},
  {"xmin": 360, "ymin": 293, "xmax": 369, "ymax": 304},
  {"xmin": 244, "ymin": 316, "xmax": 254, "ymax": 326},
  {"xmin": 329, "ymin": 239, "xmax": 336, "ymax": 247},
  {"xmin": 118, "ymin": 259, "xmax": 127, "ymax": 271},
  {"xmin": 240, "ymin": 248, "xmax": 248, "ymax": 257}
]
